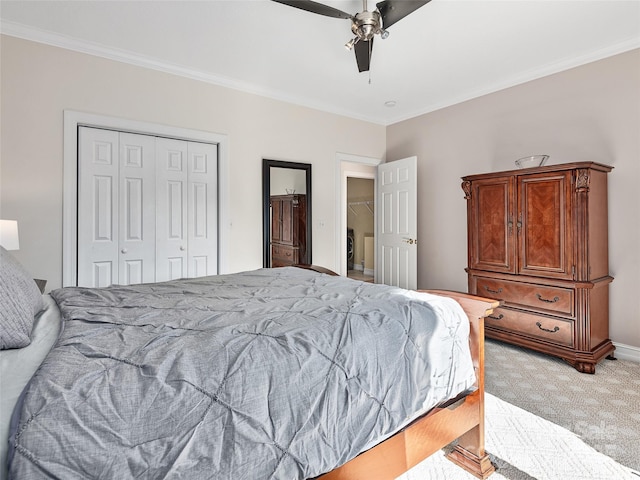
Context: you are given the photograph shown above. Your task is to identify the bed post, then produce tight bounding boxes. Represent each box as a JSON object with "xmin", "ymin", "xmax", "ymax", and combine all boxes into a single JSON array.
[{"xmin": 427, "ymin": 290, "xmax": 498, "ymax": 479}]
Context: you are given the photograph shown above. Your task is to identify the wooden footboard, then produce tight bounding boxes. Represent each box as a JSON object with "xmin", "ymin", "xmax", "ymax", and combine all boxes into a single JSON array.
[{"xmin": 313, "ymin": 284, "xmax": 499, "ymax": 480}]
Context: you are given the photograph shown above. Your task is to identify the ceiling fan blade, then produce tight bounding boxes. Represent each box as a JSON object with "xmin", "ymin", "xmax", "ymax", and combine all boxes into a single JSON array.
[
  {"xmin": 271, "ymin": 0, "xmax": 352, "ymax": 19},
  {"xmin": 376, "ymin": 0, "xmax": 431, "ymax": 29},
  {"xmin": 354, "ymin": 38, "xmax": 373, "ymax": 73}
]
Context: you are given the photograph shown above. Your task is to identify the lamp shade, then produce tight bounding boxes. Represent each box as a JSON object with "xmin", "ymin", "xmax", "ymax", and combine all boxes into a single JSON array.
[{"xmin": 0, "ymin": 220, "xmax": 20, "ymax": 250}]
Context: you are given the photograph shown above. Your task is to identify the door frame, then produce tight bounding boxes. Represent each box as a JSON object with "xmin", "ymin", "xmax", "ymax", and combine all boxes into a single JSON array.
[
  {"xmin": 63, "ymin": 110, "xmax": 229, "ymax": 286},
  {"xmin": 335, "ymin": 153, "xmax": 382, "ymax": 277}
]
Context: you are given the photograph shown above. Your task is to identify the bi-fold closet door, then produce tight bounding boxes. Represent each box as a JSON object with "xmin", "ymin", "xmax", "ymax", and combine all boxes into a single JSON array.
[{"xmin": 77, "ymin": 127, "xmax": 217, "ymax": 288}]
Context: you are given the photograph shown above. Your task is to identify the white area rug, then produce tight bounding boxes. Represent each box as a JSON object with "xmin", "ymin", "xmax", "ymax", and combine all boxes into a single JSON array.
[{"xmin": 398, "ymin": 393, "xmax": 639, "ymax": 480}]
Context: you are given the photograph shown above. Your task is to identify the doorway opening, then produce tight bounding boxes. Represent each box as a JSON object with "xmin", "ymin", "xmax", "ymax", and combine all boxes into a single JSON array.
[
  {"xmin": 336, "ymin": 153, "xmax": 380, "ymax": 278},
  {"xmin": 347, "ymin": 177, "xmax": 374, "ymax": 283}
]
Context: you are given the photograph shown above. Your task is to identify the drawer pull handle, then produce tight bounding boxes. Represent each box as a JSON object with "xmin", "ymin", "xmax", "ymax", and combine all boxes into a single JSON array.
[
  {"xmin": 536, "ymin": 294, "xmax": 560, "ymax": 303},
  {"xmin": 488, "ymin": 314, "xmax": 504, "ymax": 321},
  {"xmin": 483, "ymin": 286, "xmax": 503, "ymax": 295},
  {"xmin": 536, "ymin": 322, "xmax": 560, "ymax": 333}
]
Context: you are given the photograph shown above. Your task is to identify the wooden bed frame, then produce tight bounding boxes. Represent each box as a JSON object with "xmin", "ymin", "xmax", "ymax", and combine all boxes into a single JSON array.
[{"xmin": 295, "ymin": 265, "xmax": 499, "ymax": 480}]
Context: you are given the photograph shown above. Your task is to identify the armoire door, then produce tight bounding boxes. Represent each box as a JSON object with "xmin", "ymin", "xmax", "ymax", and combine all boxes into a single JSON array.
[
  {"xmin": 271, "ymin": 197, "xmax": 283, "ymax": 243},
  {"xmin": 280, "ymin": 197, "xmax": 294, "ymax": 245},
  {"xmin": 468, "ymin": 176, "xmax": 516, "ymax": 274},
  {"xmin": 78, "ymin": 128, "xmax": 156, "ymax": 287},
  {"xmin": 517, "ymin": 171, "xmax": 573, "ymax": 279}
]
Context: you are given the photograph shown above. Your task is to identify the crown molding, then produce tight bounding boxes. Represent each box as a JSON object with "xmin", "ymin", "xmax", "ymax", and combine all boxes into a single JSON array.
[
  {"xmin": 2, "ymin": 19, "xmax": 638, "ymax": 127},
  {"xmin": 0, "ymin": 20, "xmax": 385, "ymax": 125},
  {"xmin": 386, "ymin": 36, "xmax": 640, "ymax": 125}
]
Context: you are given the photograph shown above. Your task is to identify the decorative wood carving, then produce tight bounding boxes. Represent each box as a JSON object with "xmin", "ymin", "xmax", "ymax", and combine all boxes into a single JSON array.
[
  {"xmin": 461, "ymin": 180, "xmax": 472, "ymax": 200},
  {"xmin": 575, "ymin": 169, "xmax": 591, "ymax": 193}
]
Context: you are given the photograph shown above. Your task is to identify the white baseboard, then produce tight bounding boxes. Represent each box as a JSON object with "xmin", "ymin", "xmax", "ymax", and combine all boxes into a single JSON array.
[
  {"xmin": 364, "ymin": 268, "xmax": 374, "ymax": 276},
  {"xmin": 352, "ymin": 264, "xmax": 363, "ymax": 272},
  {"xmin": 612, "ymin": 342, "xmax": 640, "ymax": 363}
]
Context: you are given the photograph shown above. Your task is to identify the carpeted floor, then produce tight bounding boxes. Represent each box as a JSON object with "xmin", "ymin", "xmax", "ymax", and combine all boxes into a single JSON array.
[
  {"xmin": 399, "ymin": 392, "xmax": 637, "ymax": 479},
  {"xmin": 484, "ymin": 339, "xmax": 640, "ymax": 473},
  {"xmin": 398, "ymin": 338, "xmax": 640, "ymax": 479}
]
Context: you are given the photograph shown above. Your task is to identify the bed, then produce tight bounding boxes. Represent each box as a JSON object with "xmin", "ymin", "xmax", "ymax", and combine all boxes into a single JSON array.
[{"xmin": 1, "ymin": 253, "xmax": 498, "ymax": 479}]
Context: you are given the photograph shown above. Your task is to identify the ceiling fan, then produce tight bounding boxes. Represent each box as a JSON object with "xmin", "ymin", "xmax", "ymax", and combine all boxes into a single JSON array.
[{"xmin": 272, "ymin": 0, "xmax": 431, "ymax": 72}]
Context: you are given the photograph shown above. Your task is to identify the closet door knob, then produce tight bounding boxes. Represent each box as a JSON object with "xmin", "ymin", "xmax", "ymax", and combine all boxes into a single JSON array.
[
  {"xmin": 121, "ymin": 248, "xmax": 128, "ymax": 254},
  {"xmin": 180, "ymin": 246, "xmax": 185, "ymax": 251}
]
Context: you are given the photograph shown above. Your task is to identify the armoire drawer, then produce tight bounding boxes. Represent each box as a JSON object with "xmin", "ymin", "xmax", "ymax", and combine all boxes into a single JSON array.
[
  {"xmin": 272, "ymin": 244, "xmax": 299, "ymax": 266},
  {"xmin": 485, "ymin": 307, "xmax": 574, "ymax": 348},
  {"xmin": 476, "ymin": 277, "xmax": 574, "ymax": 317}
]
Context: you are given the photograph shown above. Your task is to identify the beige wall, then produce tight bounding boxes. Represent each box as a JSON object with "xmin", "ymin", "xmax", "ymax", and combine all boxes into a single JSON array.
[
  {"xmin": 387, "ymin": 49, "xmax": 640, "ymax": 348},
  {"xmin": 2, "ymin": 35, "xmax": 638, "ymax": 349},
  {"xmin": 0, "ymin": 35, "xmax": 385, "ymax": 287}
]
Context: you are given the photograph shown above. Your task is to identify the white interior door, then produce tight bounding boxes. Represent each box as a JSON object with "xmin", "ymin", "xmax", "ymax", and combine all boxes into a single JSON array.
[
  {"xmin": 156, "ymin": 137, "xmax": 188, "ymax": 281},
  {"xmin": 69, "ymin": 114, "xmax": 223, "ymax": 288},
  {"xmin": 118, "ymin": 132, "xmax": 156, "ymax": 285},
  {"xmin": 376, "ymin": 156, "xmax": 417, "ymax": 289},
  {"xmin": 187, "ymin": 141, "xmax": 218, "ymax": 277},
  {"xmin": 78, "ymin": 128, "xmax": 157, "ymax": 287},
  {"xmin": 78, "ymin": 127, "xmax": 120, "ymax": 288}
]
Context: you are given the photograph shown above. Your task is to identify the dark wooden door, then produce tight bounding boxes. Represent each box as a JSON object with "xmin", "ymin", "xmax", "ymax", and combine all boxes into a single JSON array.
[
  {"xmin": 271, "ymin": 197, "xmax": 283, "ymax": 243},
  {"xmin": 517, "ymin": 171, "xmax": 573, "ymax": 279},
  {"xmin": 468, "ymin": 176, "xmax": 516, "ymax": 273},
  {"xmin": 281, "ymin": 197, "xmax": 294, "ymax": 245}
]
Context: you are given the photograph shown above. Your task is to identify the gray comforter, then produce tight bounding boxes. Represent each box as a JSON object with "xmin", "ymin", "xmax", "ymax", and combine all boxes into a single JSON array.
[{"xmin": 9, "ymin": 267, "xmax": 476, "ymax": 479}]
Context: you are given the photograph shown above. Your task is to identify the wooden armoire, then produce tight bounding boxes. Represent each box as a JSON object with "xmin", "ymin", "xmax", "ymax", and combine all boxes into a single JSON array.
[
  {"xmin": 462, "ymin": 162, "xmax": 614, "ymax": 373},
  {"xmin": 270, "ymin": 194, "xmax": 307, "ymax": 267}
]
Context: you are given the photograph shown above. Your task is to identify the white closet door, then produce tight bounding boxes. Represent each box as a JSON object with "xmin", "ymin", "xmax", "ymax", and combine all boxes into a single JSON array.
[
  {"xmin": 78, "ymin": 129, "xmax": 218, "ymax": 287},
  {"xmin": 187, "ymin": 141, "xmax": 218, "ymax": 277},
  {"xmin": 156, "ymin": 138, "xmax": 188, "ymax": 281},
  {"xmin": 78, "ymin": 127, "xmax": 120, "ymax": 288},
  {"xmin": 119, "ymin": 132, "xmax": 156, "ymax": 285}
]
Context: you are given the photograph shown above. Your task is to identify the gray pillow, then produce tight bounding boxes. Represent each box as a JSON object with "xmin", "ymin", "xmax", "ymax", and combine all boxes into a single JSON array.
[{"xmin": 0, "ymin": 246, "xmax": 45, "ymax": 349}]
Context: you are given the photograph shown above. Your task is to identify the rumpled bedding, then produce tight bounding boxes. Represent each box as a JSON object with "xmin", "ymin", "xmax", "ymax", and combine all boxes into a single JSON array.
[{"xmin": 8, "ymin": 267, "xmax": 476, "ymax": 479}]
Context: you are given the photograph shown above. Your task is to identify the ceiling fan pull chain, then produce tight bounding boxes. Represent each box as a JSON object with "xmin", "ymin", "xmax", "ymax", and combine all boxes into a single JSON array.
[{"xmin": 368, "ymin": 41, "xmax": 373, "ymax": 84}]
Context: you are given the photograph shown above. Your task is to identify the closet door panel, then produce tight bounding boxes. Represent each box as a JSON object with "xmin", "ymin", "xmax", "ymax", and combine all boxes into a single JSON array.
[
  {"xmin": 119, "ymin": 132, "xmax": 156, "ymax": 285},
  {"xmin": 156, "ymin": 138, "xmax": 188, "ymax": 281},
  {"xmin": 78, "ymin": 129, "xmax": 219, "ymax": 287},
  {"xmin": 78, "ymin": 127, "xmax": 119, "ymax": 288},
  {"xmin": 187, "ymin": 141, "xmax": 218, "ymax": 277}
]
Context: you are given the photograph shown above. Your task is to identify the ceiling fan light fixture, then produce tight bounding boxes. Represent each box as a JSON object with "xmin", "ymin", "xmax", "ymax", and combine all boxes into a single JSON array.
[
  {"xmin": 352, "ymin": 10, "xmax": 381, "ymax": 41},
  {"xmin": 345, "ymin": 37, "xmax": 360, "ymax": 50},
  {"xmin": 271, "ymin": 0, "xmax": 432, "ymax": 73}
]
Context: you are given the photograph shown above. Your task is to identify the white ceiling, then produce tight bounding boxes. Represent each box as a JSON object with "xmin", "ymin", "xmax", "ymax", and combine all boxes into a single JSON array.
[{"xmin": 1, "ymin": 0, "xmax": 639, "ymax": 125}]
